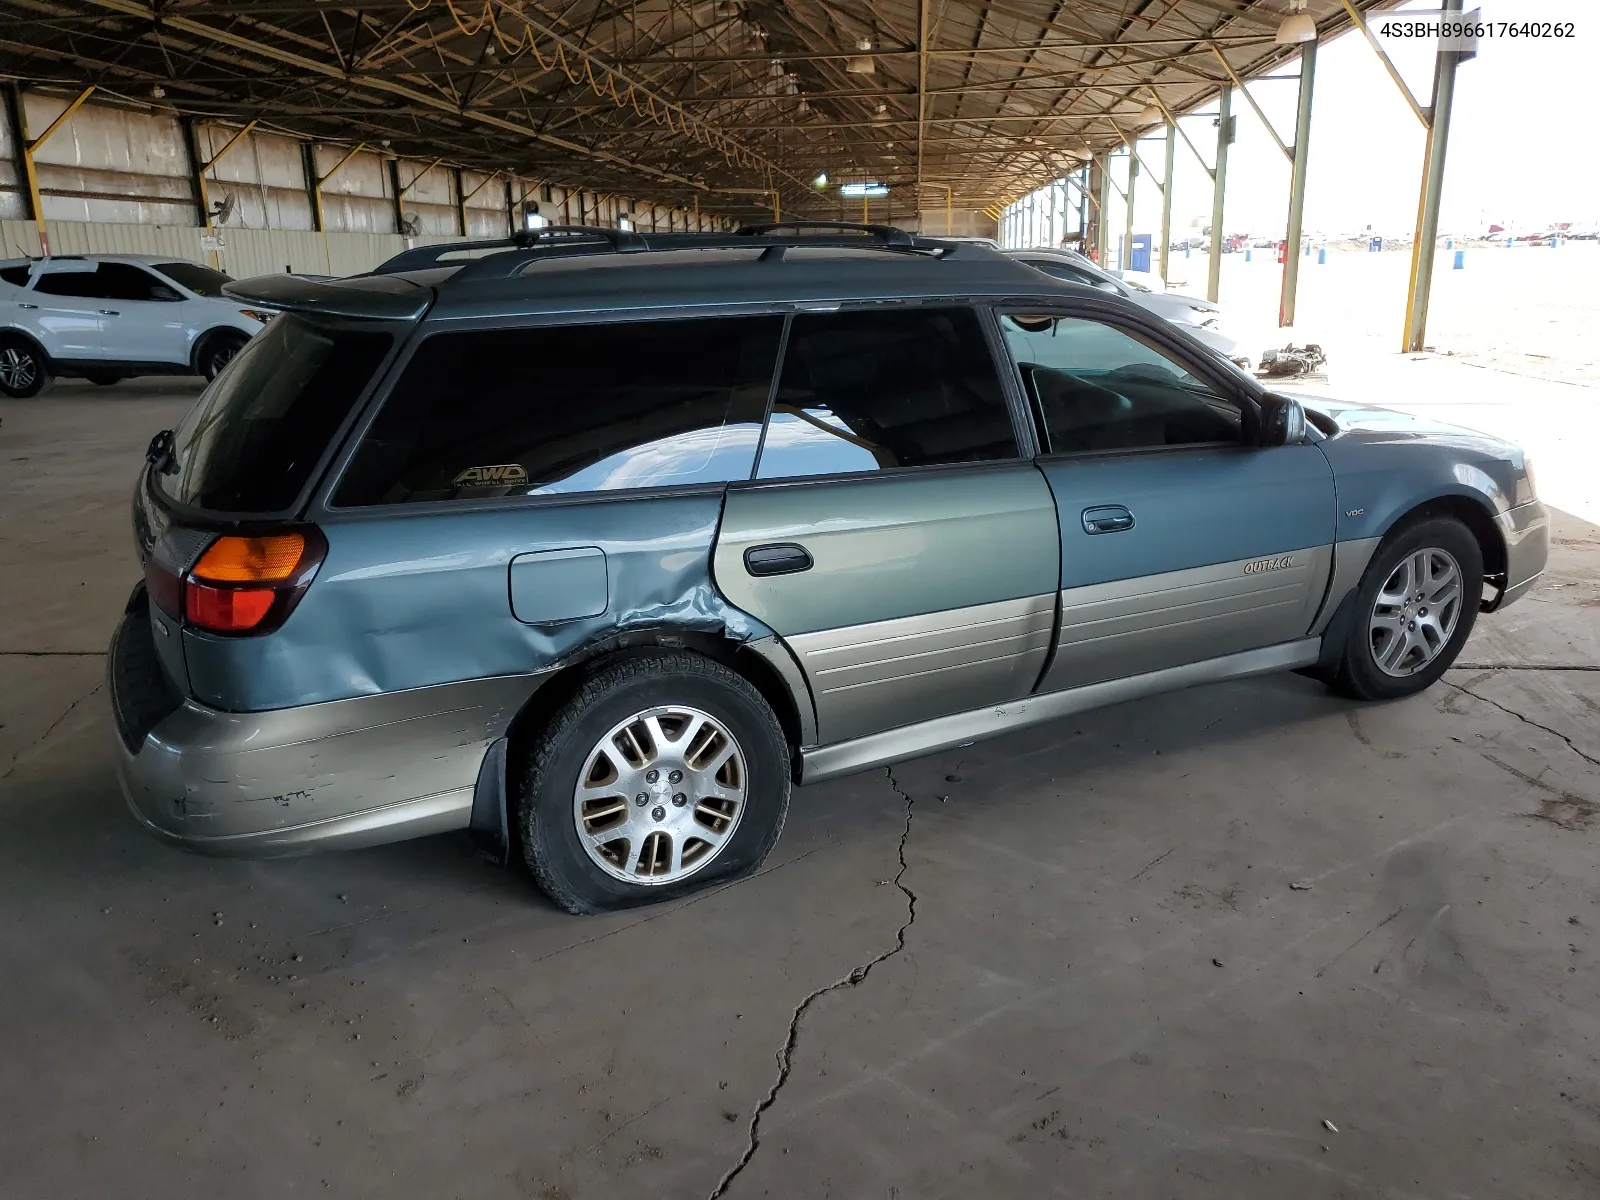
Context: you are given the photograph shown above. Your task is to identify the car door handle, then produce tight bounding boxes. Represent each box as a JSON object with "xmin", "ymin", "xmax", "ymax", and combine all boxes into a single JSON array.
[
  {"xmin": 99, "ymin": 309, "xmax": 120, "ymax": 316},
  {"xmin": 1082, "ymin": 505, "xmax": 1135, "ymax": 535},
  {"xmin": 744, "ymin": 542, "xmax": 814, "ymax": 577},
  {"xmin": 18, "ymin": 303, "xmax": 36, "ymax": 310}
]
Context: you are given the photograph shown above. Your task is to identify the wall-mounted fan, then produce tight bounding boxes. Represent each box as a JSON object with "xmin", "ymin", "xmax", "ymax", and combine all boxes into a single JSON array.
[
  {"xmin": 399, "ymin": 211, "xmax": 423, "ymax": 237},
  {"xmin": 209, "ymin": 193, "xmax": 236, "ymax": 225}
]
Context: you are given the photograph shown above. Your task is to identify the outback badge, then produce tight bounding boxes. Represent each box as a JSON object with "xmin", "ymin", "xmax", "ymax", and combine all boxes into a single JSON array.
[
  {"xmin": 1243, "ymin": 556, "xmax": 1294, "ymax": 575},
  {"xmin": 453, "ymin": 463, "xmax": 529, "ymax": 488}
]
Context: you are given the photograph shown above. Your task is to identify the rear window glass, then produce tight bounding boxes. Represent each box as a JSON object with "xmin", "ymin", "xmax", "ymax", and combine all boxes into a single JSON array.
[
  {"xmin": 334, "ymin": 316, "xmax": 783, "ymax": 506},
  {"xmin": 154, "ymin": 316, "xmax": 391, "ymax": 513},
  {"xmin": 754, "ymin": 307, "xmax": 1017, "ymax": 479},
  {"xmin": 0, "ymin": 265, "xmax": 29, "ymax": 286}
]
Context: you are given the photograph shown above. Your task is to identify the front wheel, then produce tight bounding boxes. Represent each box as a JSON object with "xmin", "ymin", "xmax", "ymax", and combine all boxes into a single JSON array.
[
  {"xmin": 518, "ymin": 652, "xmax": 791, "ymax": 914},
  {"xmin": 0, "ymin": 336, "xmax": 52, "ymax": 398},
  {"xmin": 199, "ymin": 331, "xmax": 249, "ymax": 381},
  {"xmin": 1329, "ymin": 517, "xmax": 1483, "ymax": 701}
]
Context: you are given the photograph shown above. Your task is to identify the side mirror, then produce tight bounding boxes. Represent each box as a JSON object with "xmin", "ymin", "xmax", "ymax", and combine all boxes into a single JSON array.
[{"xmin": 1261, "ymin": 395, "xmax": 1307, "ymax": 446}]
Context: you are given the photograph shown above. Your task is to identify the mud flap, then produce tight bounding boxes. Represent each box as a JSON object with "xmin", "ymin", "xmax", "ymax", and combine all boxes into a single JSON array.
[{"xmin": 469, "ymin": 736, "xmax": 510, "ymax": 866}]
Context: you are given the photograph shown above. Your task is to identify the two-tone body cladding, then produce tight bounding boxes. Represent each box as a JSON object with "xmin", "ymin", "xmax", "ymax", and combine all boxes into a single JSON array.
[{"xmin": 108, "ymin": 224, "xmax": 1549, "ymax": 914}]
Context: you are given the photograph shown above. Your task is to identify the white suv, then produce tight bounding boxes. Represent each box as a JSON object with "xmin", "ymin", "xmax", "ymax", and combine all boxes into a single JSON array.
[{"xmin": 0, "ymin": 254, "xmax": 274, "ymax": 397}]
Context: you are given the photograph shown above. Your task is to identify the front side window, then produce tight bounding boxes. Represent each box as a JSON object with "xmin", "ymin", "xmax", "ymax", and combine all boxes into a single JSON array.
[
  {"xmin": 1001, "ymin": 312, "xmax": 1242, "ymax": 455},
  {"xmin": 754, "ymin": 307, "xmax": 1017, "ymax": 480},
  {"xmin": 335, "ymin": 315, "xmax": 783, "ymax": 506}
]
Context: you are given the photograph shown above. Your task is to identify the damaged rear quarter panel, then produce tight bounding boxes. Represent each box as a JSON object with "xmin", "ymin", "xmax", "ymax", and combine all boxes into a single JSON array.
[{"xmin": 182, "ymin": 491, "xmax": 774, "ymax": 713}]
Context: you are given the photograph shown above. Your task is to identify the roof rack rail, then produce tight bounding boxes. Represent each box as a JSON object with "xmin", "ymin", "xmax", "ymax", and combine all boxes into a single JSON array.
[
  {"xmin": 371, "ymin": 224, "xmax": 649, "ymax": 275},
  {"xmin": 734, "ymin": 220, "xmax": 916, "ymax": 248}
]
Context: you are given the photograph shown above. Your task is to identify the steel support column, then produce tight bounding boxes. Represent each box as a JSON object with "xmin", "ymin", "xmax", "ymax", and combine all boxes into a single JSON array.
[
  {"xmin": 1404, "ymin": 0, "xmax": 1464, "ymax": 352},
  {"xmin": 1093, "ymin": 151, "xmax": 1111, "ymax": 265},
  {"xmin": 302, "ymin": 143, "xmax": 323, "ymax": 232},
  {"xmin": 1123, "ymin": 149, "xmax": 1138, "ymax": 273},
  {"xmin": 16, "ymin": 85, "xmax": 94, "ymax": 254},
  {"xmin": 1159, "ymin": 121, "xmax": 1176, "ymax": 284},
  {"xmin": 1279, "ymin": 40, "xmax": 1318, "ymax": 326},
  {"xmin": 1207, "ymin": 86, "xmax": 1233, "ymax": 303}
]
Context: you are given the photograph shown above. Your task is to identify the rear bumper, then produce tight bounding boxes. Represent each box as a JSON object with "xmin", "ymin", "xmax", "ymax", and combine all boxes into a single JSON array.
[
  {"xmin": 109, "ymin": 606, "xmax": 545, "ymax": 857},
  {"xmin": 1490, "ymin": 499, "xmax": 1549, "ymax": 611}
]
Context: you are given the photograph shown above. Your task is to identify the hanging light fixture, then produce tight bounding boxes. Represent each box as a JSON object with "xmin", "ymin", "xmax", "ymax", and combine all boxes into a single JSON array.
[
  {"xmin": 1275, "ymin": 0, "xmax": 1317, "ymax": 43},
  {"xmin": 846, "ymin": 36, "xmax": 876, "ymax": 75},
  {"xmin": 1138, "ymin": 104, "xmax": 1163, "ymax": 127},
  {"xmin": 872, "ymin": 102, "xmax": 890, "ymax": 124}
]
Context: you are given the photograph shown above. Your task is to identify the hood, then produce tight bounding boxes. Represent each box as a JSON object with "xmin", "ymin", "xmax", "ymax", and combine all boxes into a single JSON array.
[{"xmin": 1278, "ymin": 390, "xmax": 1517, "ymax": 451}]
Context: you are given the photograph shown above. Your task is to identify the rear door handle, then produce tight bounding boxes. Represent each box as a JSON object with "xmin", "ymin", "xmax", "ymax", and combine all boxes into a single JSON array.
[
  {"xmin": 99, "ymin": 309, "xmax": 120, "ymax": 316},
  {"xmin": 18, "ymin": 303, "xmax": 36, "ymax": 310},
  {"xmin": 744, "ymin": 542, "xmax": 814, "ymax": 577},
  {"xmin": 1082, "ymin": 505, "xmax": 1135, "ymax": 535}
]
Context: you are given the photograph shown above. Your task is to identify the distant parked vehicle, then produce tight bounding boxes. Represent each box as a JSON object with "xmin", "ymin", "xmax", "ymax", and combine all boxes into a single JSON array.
[
  {"xmin": 0, "ymin": 254, "xmax": 275, "ymax": 397},
  {"xmin": 1007, "ymin": 247, "xmax": 1254, "ymax": 369}
]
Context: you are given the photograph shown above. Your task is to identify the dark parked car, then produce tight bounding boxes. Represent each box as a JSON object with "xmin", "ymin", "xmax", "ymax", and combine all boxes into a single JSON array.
[{"xmin": 110, "ymin": 223, "xmax": 1547, "ymax": 914}]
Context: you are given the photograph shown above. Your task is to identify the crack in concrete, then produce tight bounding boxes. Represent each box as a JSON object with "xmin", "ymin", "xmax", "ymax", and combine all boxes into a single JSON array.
[
  {"xmin": 708, "ymin": 767, "xmax": 917, "ymax": 1199},
  {"xmin": 0, "ymin": 681, "xmax": 103, "ymax": 782},
  {"xmin": 1445, "ymin": 680, "xmax": 1600, "ymax": 770}
]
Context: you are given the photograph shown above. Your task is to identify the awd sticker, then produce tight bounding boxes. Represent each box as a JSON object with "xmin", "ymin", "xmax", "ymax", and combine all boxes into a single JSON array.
[
  {"xmin": 454, "ymin": 463, "xmax": 528, "ymax": 487},
  {"xmin": 1243, "ymin": 556, "xmax": 1294, "ymax": 575}
]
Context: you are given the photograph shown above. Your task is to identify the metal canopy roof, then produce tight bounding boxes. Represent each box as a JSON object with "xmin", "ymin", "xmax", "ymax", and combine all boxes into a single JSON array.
[{"xmin": 0, "ymin": 0, "xmax": 1396, "ymax": 219}]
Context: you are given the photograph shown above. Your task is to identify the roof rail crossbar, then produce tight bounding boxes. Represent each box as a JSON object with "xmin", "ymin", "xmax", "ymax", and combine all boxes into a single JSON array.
[
  {"xmin": 735, "ymin": 220, "xmax": 916, "ymax": 248},
  {"xmin": 370, "ymin": 223, "xmax": 649, "ymax": 275}
]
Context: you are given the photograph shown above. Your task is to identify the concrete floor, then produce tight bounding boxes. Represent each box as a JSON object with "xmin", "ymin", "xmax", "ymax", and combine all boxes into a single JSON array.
[{"xmin": 2, "ymin": 371, "xmax": 1598, "ymax": 1199}]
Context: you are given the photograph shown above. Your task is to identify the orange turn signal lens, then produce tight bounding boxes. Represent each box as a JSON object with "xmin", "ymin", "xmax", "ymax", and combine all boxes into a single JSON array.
[{"xmin": 191, "ymin": 533, "xmax": 306, "ymax": 584}]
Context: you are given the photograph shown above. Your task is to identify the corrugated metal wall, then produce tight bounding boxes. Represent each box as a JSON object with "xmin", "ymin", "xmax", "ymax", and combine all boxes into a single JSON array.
[{"xmin": 0, "ymin": 90, "xmax": 730, "ymax": 276}]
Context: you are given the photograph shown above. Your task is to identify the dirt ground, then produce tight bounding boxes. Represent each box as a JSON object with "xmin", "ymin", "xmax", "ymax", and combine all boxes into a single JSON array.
[{"xmin": 1, "ymin": 358, "xmax": 1597, "ymax": 1198}]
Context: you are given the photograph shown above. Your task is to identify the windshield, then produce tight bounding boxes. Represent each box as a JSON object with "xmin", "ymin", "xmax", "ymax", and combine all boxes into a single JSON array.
[
  {"xmin": 152, "ymin": 315, "xmax": 392, "ymax": 513},
  {"xmin": 151, "ymin": 261, "xmax": 233, "ymax": 297}
]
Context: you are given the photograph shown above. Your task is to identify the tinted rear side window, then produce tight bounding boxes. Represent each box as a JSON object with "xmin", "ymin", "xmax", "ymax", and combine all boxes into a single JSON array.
[
  {"xmin": 754, "ymin": 307, "xmax": 1016, "ymax": 479},
  {"xmin": 334, "ymin": 316, "xmax": 783, "ymax": 506},
  {"xmin": 154, "ymin": 316, "xmax": 391, "ymax": 513}
]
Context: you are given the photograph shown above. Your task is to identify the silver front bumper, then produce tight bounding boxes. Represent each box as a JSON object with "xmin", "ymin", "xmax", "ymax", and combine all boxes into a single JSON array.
[
  {"xmin": 1492, "ymin": 499, "xmax": 1550, "ymax": 610},
  {"xmin": 112, "ymin": 612, "xmax": 544, "ymax": 856}
]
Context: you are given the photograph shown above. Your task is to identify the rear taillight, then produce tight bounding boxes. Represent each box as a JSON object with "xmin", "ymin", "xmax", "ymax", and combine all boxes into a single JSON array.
[{"xmin": 179, "ymin": 528, "xmax": 327, "ymax": 636}]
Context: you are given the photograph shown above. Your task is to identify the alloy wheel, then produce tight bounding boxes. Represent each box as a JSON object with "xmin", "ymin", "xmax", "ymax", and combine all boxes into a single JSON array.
[
  {"xmin": 0, "ymin": 347, "xmax": 38, "ymax": 391},
  {"xmin": 1369, "ymin": 547, "xmax": 1463, "ymax": 677},
  {"xmin": 572, "ymin": 705, "xmax": 747, "ymax": 885}
]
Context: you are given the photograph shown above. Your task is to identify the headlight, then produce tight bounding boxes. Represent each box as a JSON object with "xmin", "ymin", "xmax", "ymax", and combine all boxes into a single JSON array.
[{"xmin": 238, "ymin": 308, "xmax": 277, "ymax": 324}]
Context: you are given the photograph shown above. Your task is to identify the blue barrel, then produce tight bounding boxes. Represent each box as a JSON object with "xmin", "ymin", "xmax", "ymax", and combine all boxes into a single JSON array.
[
  {"xmin": 1506, "ymin": 236, "xmax": 1514, "ymax": 248},
  {"xmin": 1244, "ymin": 248, "xmax": 1252, "ymax": 262},
  {"xmin": 1184, "ymin": 245, "xmax": 1191, "ymax": 259},
  {"xmin": 1304, "ymin": 242, "xmax": 1311, "ymax": 256},
  {"xmin": 1369, "ymin": 236, "xmax": 1383, "ymax": 252},
  {"xmin": 1317, "ymin": 247, "xmax": 1327, "ymax": 265},
  {"xmin": 1445, "ymin": 237, "xmax": 1454, "ymax": 250},
  {"xmin": 1453, "ymin": 249, "xmax": 1465, "ymax": 270}
]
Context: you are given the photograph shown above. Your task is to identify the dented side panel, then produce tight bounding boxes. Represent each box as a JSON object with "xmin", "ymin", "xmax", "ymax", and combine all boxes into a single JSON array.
[{"xmin": 182, "ymin": 492, "xmax": 773, "ymax": 712}]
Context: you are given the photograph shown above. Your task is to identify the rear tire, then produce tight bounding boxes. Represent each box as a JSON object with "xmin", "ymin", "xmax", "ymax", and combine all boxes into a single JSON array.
[
  {"xmin": 0, "ymin": 335, "xmax": 52, "ymax": 398},
  {"xmin": 517, "ymin": 652, "xmax": 790, "ymax": 915},
  {"xmin": 199, "ymin": 331, "xmax": 249, "ymax": 381},
  {"xmin": 1328, "ymin": 517, "xmax": 1483, "ymax": 701}
]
